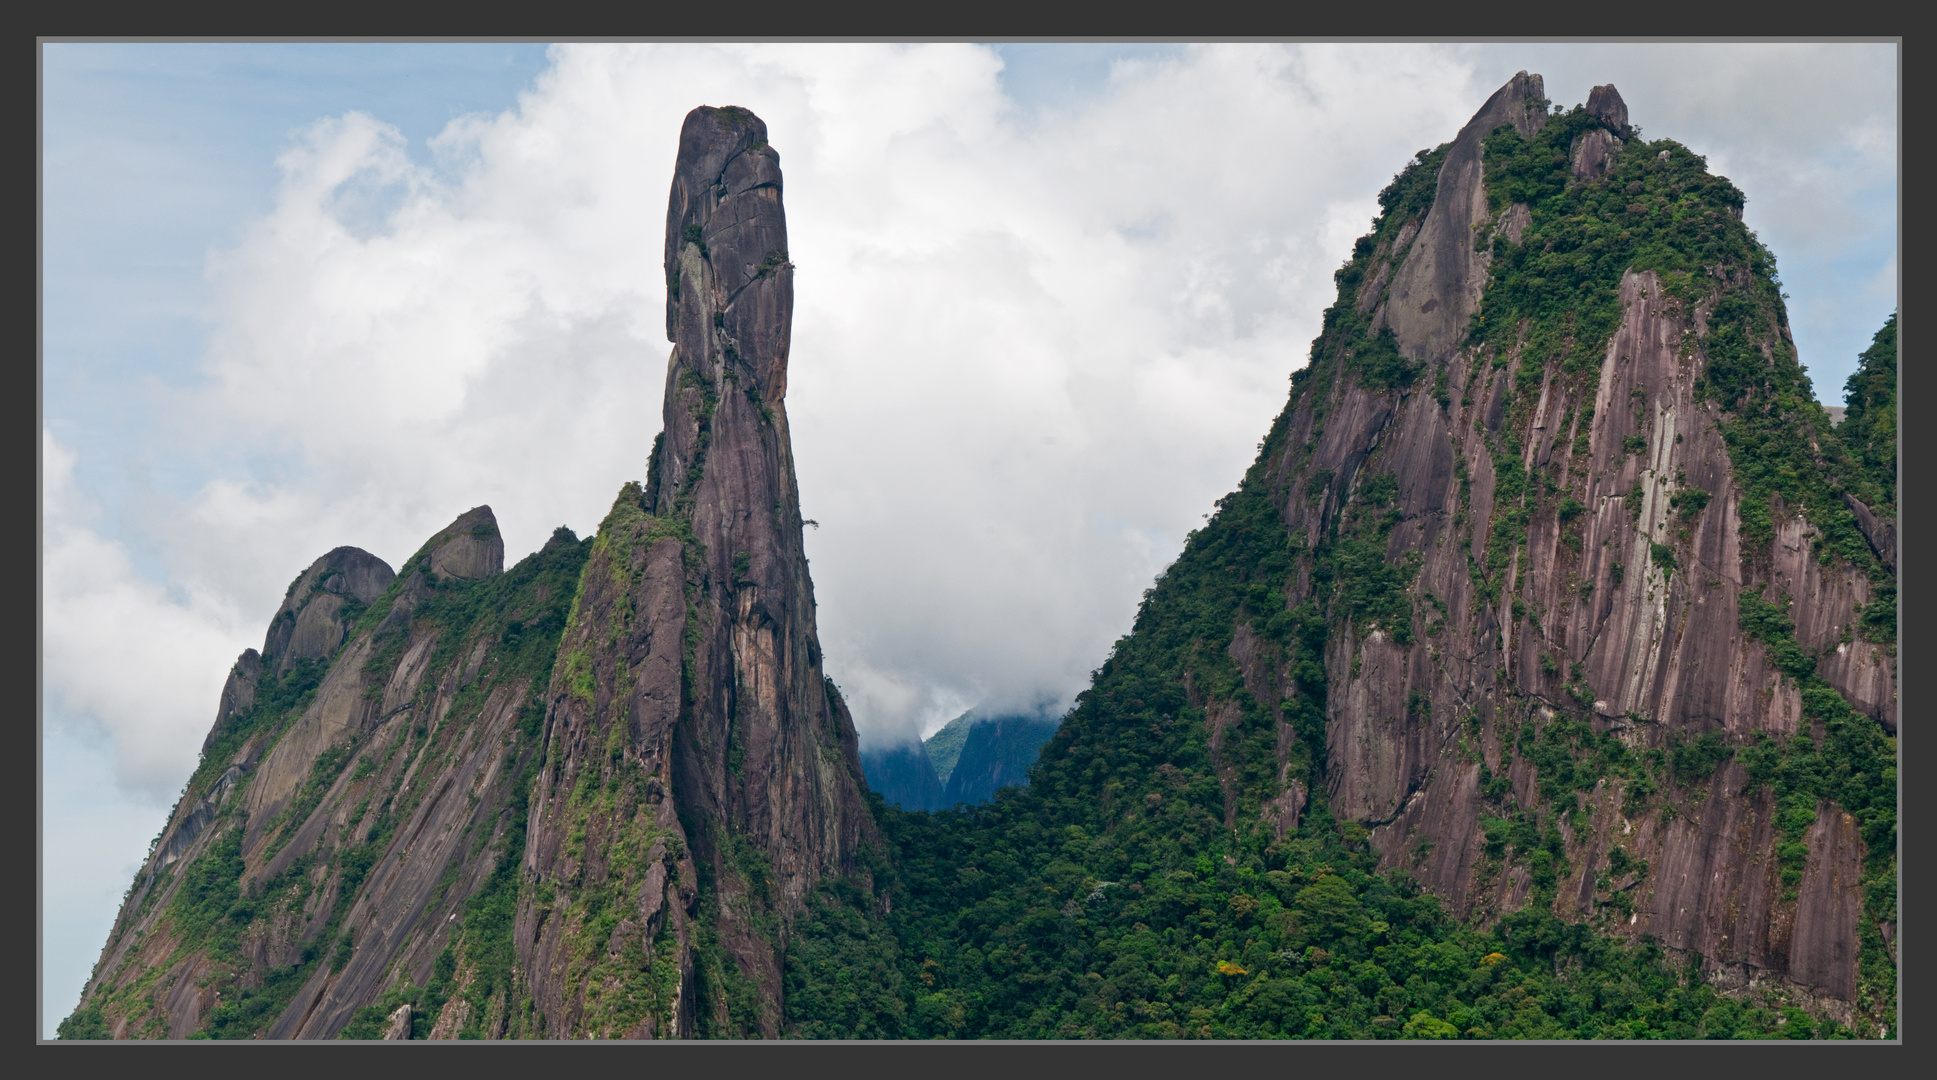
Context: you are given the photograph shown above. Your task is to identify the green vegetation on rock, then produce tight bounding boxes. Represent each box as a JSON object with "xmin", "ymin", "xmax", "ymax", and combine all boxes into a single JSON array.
[
  {"xmin": 780, "ymin": 101, "xmax": 1895, "ymax": 1041},
  {"xmin": 924, "ymin": 713, "xmax": 975, "ymax": 787},
  {"xmin": 787, "ymin": 428, "xmax": 1848, "ymax": 1038},
  {"xmin": 1837, "ymin": 313, "xmax": 1897, "ymax": 512}
]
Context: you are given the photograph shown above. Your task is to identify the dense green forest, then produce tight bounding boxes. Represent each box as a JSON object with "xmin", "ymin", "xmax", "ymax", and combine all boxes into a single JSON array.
[
  {"xmin": 1840, "ymin": 314, "xmax": 1897, "ymax": 512},
  {"xmin": 783, "ymin": 105, "xmax": 1897, "ymax": 1040},
  {"xmin": 790, "ymin": 446, "xmax": 1866, "ymax": 1040}
]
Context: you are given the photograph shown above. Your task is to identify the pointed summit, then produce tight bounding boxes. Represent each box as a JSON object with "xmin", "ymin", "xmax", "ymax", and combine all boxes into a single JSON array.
[
  {"xmin": 518, "ymin": 104, "xmax": 873, "ymax": 1038},
  {"xmin": 425, "ymin": 505, "xmax": 504, "ymax": 581},
  {"xmin": 1383, "ymin": 71, "xmax": 1548, "ymax": 363},
  {"xmin": 659, "ymin": 105, "xmax": 791, "ymax": 400},
  {"xmin": 1586, "ymin": 82, "xmax": 1630, "ymax": 134}
]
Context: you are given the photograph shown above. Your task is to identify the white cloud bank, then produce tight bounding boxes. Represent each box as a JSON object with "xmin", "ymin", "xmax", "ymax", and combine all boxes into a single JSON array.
[
  {"xmin": 44, "ymin": 40, "xmax": 1897, "ymax": 780},
  {"xmin": 45, "ymin": 43, "xmax": 1491, "ymax": 772},
  {"xmin": 43, "ymin": 430, "xmax": 251, "ymax": 794}
]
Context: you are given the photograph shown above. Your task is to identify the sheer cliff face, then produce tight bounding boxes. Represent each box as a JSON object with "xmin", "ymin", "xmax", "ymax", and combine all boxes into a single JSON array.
[
  {"xmin": 1383, "ymin": 70, "xmax": 1549, "ymax": 363},
  {"xmin": 651, "ymin": 105, "xmax": 871, "ymax": 898},
  {"xmin": 68, "ymin": 107, "xmax": 872, "ymax": 1042},
  {"xmin": 70, "ymin": 507, "xmax": 594, "ymax": 1040},
  {"xmin": 1230, "ymin": 74, "xmax": 1893, "ymax": 1020},
  {"xmin": 516, "ymin": 105, "xmax": 873, "ymax": 1039}
]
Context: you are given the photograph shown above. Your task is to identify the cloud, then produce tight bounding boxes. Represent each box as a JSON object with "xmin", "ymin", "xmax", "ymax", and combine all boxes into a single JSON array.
[
  {"xmin": 42, "ymin": 429, "xmax": 251, "ymax": 797},
  {"xmin": 50, "ymin": 43, "xmax": 1896, "ymax": 773},
  {"xmin": 59, "ymin": 44, "xmax": 1491, "ymax": 755}
]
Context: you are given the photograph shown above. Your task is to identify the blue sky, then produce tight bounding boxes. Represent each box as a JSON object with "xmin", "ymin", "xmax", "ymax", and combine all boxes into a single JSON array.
[
  {"xmin": 42, "ymin": 43, "xmax": 1196, "ymax": 561},
  {"xmin": 39, "ymin": 42, "xmax": 1895, "ymax": 1038},
  {"xmin": 43, "ymin": 45, "xmax": 555, "ymax": 548}
]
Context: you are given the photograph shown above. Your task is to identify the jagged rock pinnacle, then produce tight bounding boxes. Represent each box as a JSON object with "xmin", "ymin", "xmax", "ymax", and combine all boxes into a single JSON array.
[
  {"xmin": 1587, "ymin": 83, "xmax": 1630, "ymax": 135},
  {"xmin": 1384, "ymin": 70, "xmax": 1548, "ymax": 364},
  {"xmin": 520, "ymin": 104, "xmax": 872, "ymax": 1038}
]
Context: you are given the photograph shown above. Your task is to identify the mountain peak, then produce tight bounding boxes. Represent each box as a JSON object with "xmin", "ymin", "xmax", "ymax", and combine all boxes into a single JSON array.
[
  {"xmin": 1587, "ymin": 82, "xmax": 1630, "ymax": 134},
  {"xmin": 1382, "ymin": 70, "xmax": 1548, "ymax": 363},
  {"xmin": 426, "ymin": 505, "xmax": 503, "ymax": 581}
]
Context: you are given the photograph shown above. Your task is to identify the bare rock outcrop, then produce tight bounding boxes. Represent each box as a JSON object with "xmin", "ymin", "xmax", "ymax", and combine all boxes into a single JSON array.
[
  {"xmin": 382, "ymin": 1003, "xmax": 412, "ymax": 1039},
  {"xmin": 517, "ymin": 104, "xmax": 875, "ymax": 1039},
  {"xmin": 1569, "ymin": 84, "xmax": 1628, "ymax": 181},
  {"xmin": 71, "ymin": 510, "xmax": 589, "ymax": 1040},
  {"xmin": 1587, "ymin": 83, "xmax": 1630, "ymax": 134},
  {"xmin": 201, "ymin": 648, "xmax": 263, "ymax": 754},
  {"xmin": 1384, "ymin": 70, "xmax": 1547, "ymax": 363},
  {"xmin": 263, "ymin": 547, "xmax": 395, "ymax": 674},
  {"xmin": 1244, "ymin": 71, "xmax": 1890, "ymax": 1022},
  {"xmin": 1571, "ymin": 127, "xmax": 1622, "ymax": 181},
  {"xmin": 426, "ymin": 505, "xmax": 505, "ymax": 581}
]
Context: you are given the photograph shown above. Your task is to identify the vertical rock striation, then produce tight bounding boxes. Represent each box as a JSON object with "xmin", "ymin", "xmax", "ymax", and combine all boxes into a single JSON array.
[
  {"xmin": 1227, "ymin": 74, "xmax": 1895, "ymax": 1026},
  {"xmin": 65, "ymin": 508, "xmax": 605, "ymax": 1040},
  {"xmin": 1383, "ymin": 71, "xmax": 1548, "ymax": 364},
  {"xmin": 63, "ymin": 104, "xmax": 871, "ymax": 1043},
  {"xmin": 514, "ymin": 105, "xmax": 874, "ymax": 1039}
]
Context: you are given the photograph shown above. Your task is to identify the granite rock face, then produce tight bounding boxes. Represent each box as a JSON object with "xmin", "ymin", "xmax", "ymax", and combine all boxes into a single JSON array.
[
  {"xmin": 64, "ymin": 106, "xmax": 872, "ymax": 1042},
  {"xmin": 1383, "ymin": 70, "xmax": 1547, "ymax": 365},
  {"xmin": 201, "ymin": 649, "xmax": 263, "ymax": 755},
  {"xmin": 1221, "ymin": 73, "xmax": 1891, "ymax": 1019},
  {"xmin": 1570, "ymin": 85, "xmax": 1627, "ymax": 181},
  {"xmin": 1570, "ymin": 127, "xmax": 1622, "ymax": 182},
  {"xmin": 1587, "ymin": 83, "xmax": 1630, "ymax": 134},
  {"xmin": 517, "ymin": 104, "xmax": 874, "ymax": 1039},
  {"xmin": 69, "ymin": 506, "xmax": 583, "ymax": 1039},
  {"xmin": 263, "ymin": 547, "xmax": 395, "ymax": 675},
  {"xmin": 427, "ymin": 506, "xmax": 506, "ymax": 581}
]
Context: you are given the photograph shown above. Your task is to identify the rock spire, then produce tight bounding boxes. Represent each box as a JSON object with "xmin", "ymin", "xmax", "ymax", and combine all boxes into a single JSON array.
[{"xmin": 517, "ymin": 104, "xmax": 874, "ymax": 1037}]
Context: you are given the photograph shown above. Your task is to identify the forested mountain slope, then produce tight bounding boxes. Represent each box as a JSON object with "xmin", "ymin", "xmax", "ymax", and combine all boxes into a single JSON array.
[{"xmin": 785, "ymin": 74, "xmax": 1896, "ymax": 1040}]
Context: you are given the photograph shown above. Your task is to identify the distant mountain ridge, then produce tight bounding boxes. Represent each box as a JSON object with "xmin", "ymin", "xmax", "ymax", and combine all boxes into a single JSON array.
[
  {"xmin": 859, "ymin": 711, "xmax": 1062, "ymax": 811},
  {"xmin": 940, "ymin": 715, "xmax": 1060, "ymax": 806},
  {"xmin": 924, "ymin": 712, "xmax": 975, "ymax": 785},
  {"xmin": 859, "ymin": 741, "xmax": 944, "ymax": 811}
]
